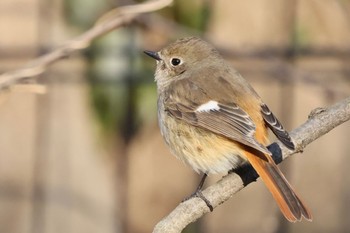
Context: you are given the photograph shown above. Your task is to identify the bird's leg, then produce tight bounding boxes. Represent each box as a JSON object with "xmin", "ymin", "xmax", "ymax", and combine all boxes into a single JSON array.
[
  {"xmin": 195, "ymin": 173, "xmax": 208, "ymax": 191},
  {"xmin": 182, "ymin": 173, "xmax": 213, "ymax": 211}
]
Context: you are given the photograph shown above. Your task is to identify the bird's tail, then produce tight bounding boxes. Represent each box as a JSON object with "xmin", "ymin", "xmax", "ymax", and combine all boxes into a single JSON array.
[{"xmin": 244, "ymin": 151, "xmax": 312, "ymax": 222}]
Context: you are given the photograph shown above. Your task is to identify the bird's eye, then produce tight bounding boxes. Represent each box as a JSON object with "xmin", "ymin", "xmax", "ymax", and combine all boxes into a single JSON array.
[{"xmin": 171, "ymin": 58, "xmax": 181, "ymax": 66}]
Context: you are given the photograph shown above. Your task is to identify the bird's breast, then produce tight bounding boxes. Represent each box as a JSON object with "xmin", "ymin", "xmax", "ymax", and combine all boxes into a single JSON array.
[{"xmin": 157, "ymin": 98, "xmax": 247, "ymax": 174}]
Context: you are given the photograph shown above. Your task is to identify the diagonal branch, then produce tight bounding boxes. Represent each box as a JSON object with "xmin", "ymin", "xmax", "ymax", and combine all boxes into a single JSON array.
[
  {"xmin": 0, "ymin": 0, "xmax": 173, "ymax": 90},
  {"xmin": 153, "ymin": 96, "xmax": 350, "ymax": 233}
]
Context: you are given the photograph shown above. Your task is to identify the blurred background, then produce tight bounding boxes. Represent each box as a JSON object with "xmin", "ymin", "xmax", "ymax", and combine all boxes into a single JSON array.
[{"xmin": 0, "ymin": 0, "xmax": 350, "ymax": 233}]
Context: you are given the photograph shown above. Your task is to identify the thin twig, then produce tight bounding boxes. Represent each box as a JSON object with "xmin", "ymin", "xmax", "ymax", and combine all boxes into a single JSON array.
[
  {"xmin": 0, "ymin": 0, "xmax": 173, "ymax": 89},
  {"xmin": 153, "ymin": 96, "xmax": 350, "ymax": 233}
]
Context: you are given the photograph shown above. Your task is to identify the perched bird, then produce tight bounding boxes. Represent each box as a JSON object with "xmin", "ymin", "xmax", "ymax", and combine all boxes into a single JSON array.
[{"xmin": 144, "ymin": 37, "xmax": 312, "ymax": 222}]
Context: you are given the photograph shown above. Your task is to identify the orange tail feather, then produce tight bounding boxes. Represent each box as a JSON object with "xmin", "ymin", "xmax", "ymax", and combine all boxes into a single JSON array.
[{"xmin": 244, "ymin": 151, "xmax": 312, "ymax": 222}]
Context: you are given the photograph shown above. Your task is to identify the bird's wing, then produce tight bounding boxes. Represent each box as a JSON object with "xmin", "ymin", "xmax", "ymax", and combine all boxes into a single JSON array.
[
  {"xmin": 260, "ymin": 104, "xmax": 295, "ymax": 150},
  {"xmin": 163, "ymin": 78, "xmax": 271, "ymax": 155}
]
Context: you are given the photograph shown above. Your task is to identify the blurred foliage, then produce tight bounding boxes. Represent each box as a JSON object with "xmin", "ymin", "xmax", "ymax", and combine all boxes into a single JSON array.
[
  {"xmin": 173, "ymin": 0, "xmax": 211, "ymax": 31},
  {"xmin": 157, "ymin": 0, "xmax": 211, "ymax": 32},
  {"xmin": 64, "ymin": 0, "xmax": 110, "ymax": 29},
  {"xmin": 293, "ymin": 24, "xmax": 311, "ymax": 51},
  {"xmin": 87, "ymin": 29, "xmax": 138, "ymax": 138},
  {"xmin": 89, "ymin": 83, "xmax": 126, "ymax": 136}
]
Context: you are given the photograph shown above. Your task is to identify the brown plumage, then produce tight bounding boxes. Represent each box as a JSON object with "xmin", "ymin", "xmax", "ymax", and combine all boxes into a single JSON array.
[{"xmin": 145, "ymin": 37, "xmax": 312, "ymax": 222}]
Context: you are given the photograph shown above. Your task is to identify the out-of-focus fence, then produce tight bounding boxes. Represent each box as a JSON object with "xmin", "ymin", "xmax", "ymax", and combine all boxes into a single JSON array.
[{"xmin": 0, "ymin": 1, "xmax": 349, "ymax": 233}]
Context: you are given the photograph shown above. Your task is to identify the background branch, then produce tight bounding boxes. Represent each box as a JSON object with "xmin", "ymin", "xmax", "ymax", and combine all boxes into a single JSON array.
[
  {"xmin": 0, "ymin": 0, "xmax": 173, "ymax": 90},
  {"xmin": 153, "ymin": 96, "xmax": 350, "ymax": 233}
]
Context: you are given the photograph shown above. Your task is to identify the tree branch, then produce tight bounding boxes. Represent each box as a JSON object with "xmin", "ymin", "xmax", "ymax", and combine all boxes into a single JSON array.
[
  {"xmin": 0, "ymin": 0, "xmax": 173, "ymax": 90},
  {"xmin": 153, "ymin": 96, "xmax": 350, "ymax": 233}
]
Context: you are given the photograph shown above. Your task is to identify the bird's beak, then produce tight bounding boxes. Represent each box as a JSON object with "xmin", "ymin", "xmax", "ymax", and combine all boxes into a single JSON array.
[{"xmin": 144, "ymin": 50, "xmax": 161, "ymax": 61}]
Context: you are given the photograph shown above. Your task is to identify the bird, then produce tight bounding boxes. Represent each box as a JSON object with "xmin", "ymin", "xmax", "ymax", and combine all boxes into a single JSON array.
[{"xmin": 144, "ymin": 37, "xmax": 312, "ymax": 222}]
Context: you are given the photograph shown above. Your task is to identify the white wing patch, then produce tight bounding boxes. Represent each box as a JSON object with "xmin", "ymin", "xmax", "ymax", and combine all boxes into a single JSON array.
[{"xmin": 196, "ymin": 100, "xmax": 220, "ymax": 112}]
